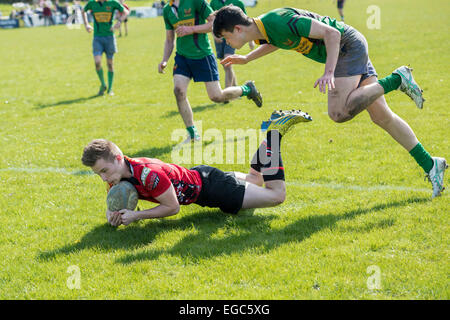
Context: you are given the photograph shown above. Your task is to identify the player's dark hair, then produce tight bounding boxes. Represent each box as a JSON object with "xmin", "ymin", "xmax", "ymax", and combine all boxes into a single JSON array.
[
  {"xmin": 82, "ymin": 139, "xmax": 121, "ymax": 167},
  {"xmin": 213, "ymin": 4, "xmax": 252, "ymax": 38}
]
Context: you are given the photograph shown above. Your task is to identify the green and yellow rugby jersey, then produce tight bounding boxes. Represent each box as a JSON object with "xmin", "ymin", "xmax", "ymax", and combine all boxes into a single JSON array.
[
  {"xmin": 209, "ymin": 0, "xmax": 246, "ymax": 13},
  {"xmin": 254, "ymin": 7, "xmax": 345, "ymax": 64},
  {"xmin": 163, "ymin": 0, "xmax": 214, "ymax": 59},
  {"xmin": 84, "ymin": 0, "xmax": 125, "ymax": 36}
]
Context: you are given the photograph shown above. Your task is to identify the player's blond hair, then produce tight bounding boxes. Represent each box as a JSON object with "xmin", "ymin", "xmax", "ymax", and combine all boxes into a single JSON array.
[{"xmin": 81, "ymin": 139, "xmax": 123, "ymax": 167}]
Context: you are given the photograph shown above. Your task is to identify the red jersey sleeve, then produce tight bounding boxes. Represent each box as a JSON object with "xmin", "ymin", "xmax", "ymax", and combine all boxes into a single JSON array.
[{"xmin": 141, "ymin": 166, "xmax": 172, "ymax": 198}]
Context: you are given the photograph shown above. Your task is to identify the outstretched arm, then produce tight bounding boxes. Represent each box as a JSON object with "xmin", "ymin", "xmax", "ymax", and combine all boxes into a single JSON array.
[
  {"xmin": 119, "ymin": 185, "xmax": 180, "ymax": 225},
  {"xmin": 308, "ymin": 19, "xmax": 341, "ymax": 93},
  {"xmin": 159, "ymin": 29, "xmax": 175, "ymax": 73},
  {"xmin": 221, "ymin": 43, "xmax": 279, "ymax": 67}
]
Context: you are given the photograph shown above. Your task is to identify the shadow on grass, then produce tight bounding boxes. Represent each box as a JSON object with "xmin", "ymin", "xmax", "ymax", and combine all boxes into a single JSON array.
[
  {"xmin": 37, "ymin": 197, "xmax": 429, "ymax": 263},
  {"xmin": 128, "ymin": 142, "xmax": 180, "ymax": 159},
  {"xmin": 162, "ymin": 103, "xmax": 219, "ymax": 118},
  {"xmin": 37, "ymin": 209, "xmax": 261, "ymax": 262},
  {"xmin": 128, "ymin": 137, "xmax": 224, "ymax": 160},
  {"xmin": 36, "ymin": 95, "xmax": 100, "ymax": 109},
  {"xmin": 116, "ymin": 197, "xmax": 429, "ymax": 264}
]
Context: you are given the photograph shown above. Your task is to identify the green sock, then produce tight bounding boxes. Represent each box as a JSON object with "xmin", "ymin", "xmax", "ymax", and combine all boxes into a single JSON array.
[
  {"xmin": 409, "ymin": 142, "xmax": 434, "ymax": 173},
  {"xmin": 96, "ymin": 68, "xmax": 106, "ymax": 88},
  {"xmin": 186, "ymin": 126, "xmax": 198, "ymax": 139},
  {"xmin": 378, "ymin": 73, "xmax": 401, "ymax": 94},
  {"xmin": 240, "ymin": 84, "xmax": 251, "ymax": 97},
  {"xmin": 107, "ymin": 71, "xmax": 114, "ymax": 92}
]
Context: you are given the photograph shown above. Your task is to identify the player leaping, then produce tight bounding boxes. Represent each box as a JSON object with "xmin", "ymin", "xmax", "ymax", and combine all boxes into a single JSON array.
[{"xmin": 213, "ymin": 5, "xmax": 447, "ymax": 198}]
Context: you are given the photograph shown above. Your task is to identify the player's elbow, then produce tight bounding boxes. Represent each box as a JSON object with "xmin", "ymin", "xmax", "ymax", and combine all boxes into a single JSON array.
[{"xmin": 325, "ymin": 27, "xmax": 341, "ymax": 42}]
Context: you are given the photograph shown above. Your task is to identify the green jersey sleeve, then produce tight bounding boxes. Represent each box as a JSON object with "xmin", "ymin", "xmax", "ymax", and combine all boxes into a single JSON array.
[
  {"xmin": 210, "ymin": 0, "xmax": 246, "ymax": 14},
  {"xmin": 295, "ymin": 16, "xmax": 313, "ymax": 37},
  {"xmin": 163, "ymin": 7, "xmax": 174, "ymax": 30},
  {"xmin": 209, "ymin": 0, "xmax": 219, "ymax": 11},
  {"xmin": 83, "ymin": 0, "xmax": 92, "ymax": 12},
  {"xmin": 114, "ymin": 0, "xmax": 125, "ymax": 13},
  {"xmin": 196, "ymin": 0, "xmax": 214, "ymax": 20}
]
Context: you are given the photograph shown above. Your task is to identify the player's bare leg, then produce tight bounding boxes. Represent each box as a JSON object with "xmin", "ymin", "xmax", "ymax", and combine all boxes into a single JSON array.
[
  {"xmin": 327, "ymin": 75, "xmax": 385, "ymax": 122},
  {"xmin": 328, "ymin": 67, "xmax": 424, "ymax": 123},
  {"xmin": 173, "ymin": 74, "xmax": 194, "ymax": 127},
  {"xmin": 94, "ymin": 55, "xmax": 107, "ymax": 95},
  {"xmin": 173, "ymin": 74, "xmax": 199, "ymax": 141},
  {"xmin": 204, "ymin": 80, "xmax": 262, "ymax": 107},
  {"xmin": 241, "ymin": 110, "xmax": 312, "ymax": 210},
  {"xmin": 223, "ymin": 54, "xmax": 237, "ymax": 88},
  {"xmin": 94, "ymin": 55, "xmax": 102, "ymax": 70},
  {"xmin": 204, "ymin": 80, "xmax": 242, "ymax": 103},
  {"xmin": 363, "ymin": 76, "xmax": 419, "ymax": 151},
  {"xmin": 234, "ymin": 168, "xmax": 264, "ymax": 186},
  {"xmin": 241, "ymin": 180, "xmax": 286, "ymax": 209},
  {"xmin": 329, "ymin": 74, "xmax": 444, "ymax": 198},
  {"xmin": 225, "ymin": 65, "xmax": 237, "ymax": 88}
]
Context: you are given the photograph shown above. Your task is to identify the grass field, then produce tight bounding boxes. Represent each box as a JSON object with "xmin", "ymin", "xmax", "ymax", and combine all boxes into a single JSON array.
[{"xmin": 0, "ymin": 0, "xmax": 448, "ymax": 300}]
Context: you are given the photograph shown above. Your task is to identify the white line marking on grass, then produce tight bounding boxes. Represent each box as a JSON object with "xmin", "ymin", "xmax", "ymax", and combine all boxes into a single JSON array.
[
  {"xmin": 286, "ymin": 181, "xmax": 429, "ymax": 193},
  {"xmin": 0, "ymin": 167, "xmax": 93, "ymax": 175},
  {"xmin": 0, "ymin": 167, "xmax": 430, "ymax": 193}
]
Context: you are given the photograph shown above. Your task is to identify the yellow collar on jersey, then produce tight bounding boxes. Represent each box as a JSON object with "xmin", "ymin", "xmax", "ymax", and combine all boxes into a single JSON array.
[{"xmin": 253, "ymin": 17, "xmax": 269, "ymax": 44}]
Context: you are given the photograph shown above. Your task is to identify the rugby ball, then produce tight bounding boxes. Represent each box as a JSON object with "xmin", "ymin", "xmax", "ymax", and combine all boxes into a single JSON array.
[{"xmin": 106, "ymin": 181, "xmax": 139, "ymax": 212}]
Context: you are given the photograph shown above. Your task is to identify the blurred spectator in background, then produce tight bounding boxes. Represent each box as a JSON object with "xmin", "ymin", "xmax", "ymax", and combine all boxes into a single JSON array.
[
  {"xmin": 117, "ymin": 0, "xmax": 129, "ymax": 37},
  {"xmin": 23, "ymin": 4, "xmax": 34, "ymax": 26},
  {"xmin": 43, "ymin": 1, "xmax": 54, "ymax": 26},
  {"xmin": 9, "ymin": 9, "xmax": 17, "ymax": 19},
  {"xmin": 72, "ymin": 0, "xmax": 83, "ymax": 24},
  {"xmin": 55, "ymin": 0, "xmax": 68, "ymax": 23}
]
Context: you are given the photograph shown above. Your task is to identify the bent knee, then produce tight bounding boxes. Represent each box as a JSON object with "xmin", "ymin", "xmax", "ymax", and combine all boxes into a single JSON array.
[
  {"xmin": 173, "ymin": 87, "xmax": 187, "ymax": 100},
  {"xmin": 209, "ymin": 94, "xmax": 224, "ymax": 103},
  {"xmin": 271, "ymin": 191, "xmax": 286, "ymax": 206},
  {"xmin": 328, "ymin": 110, "xmax": 352, "ymax": 123}
]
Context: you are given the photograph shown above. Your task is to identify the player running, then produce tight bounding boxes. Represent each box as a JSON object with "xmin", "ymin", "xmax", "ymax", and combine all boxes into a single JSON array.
[
  {"xmin": 159, "ymin": 0, "xmax": 262, "ymax": 143},
  {"xmin": 336, "ymin": 0, "xmax": 346, "ymax": 22},
  {"xmin": 210, "ymin": 0, "xmax": 255, "ymax": 89},
  {"xmin": 212, "ymin": 5, "xmax": 447, "ymax": 198},
  {"xmin": 81, "ymin": 110, "xmax": 312, "ymax": 226},
  {"xmin": 82, "ymin": 0, "xmax": 129, "ymax": 96}
]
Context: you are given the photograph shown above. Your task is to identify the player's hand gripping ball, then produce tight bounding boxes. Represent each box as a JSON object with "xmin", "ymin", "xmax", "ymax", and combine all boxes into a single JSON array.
[{"xmin": 107, "ymin": 181, "xmax": 139, "ymax": 212}]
